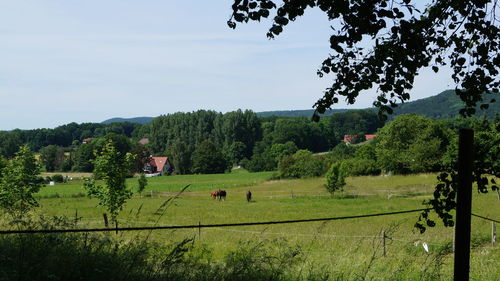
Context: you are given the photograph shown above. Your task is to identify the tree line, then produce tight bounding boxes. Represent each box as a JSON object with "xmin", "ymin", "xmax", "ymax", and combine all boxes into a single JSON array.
[
  {"xmin": 3, "ymin": 109, "xmax": 496, "ymax": 182},
  {"xmin": 0, "ymin": 109, "xmax": 383, "ymax": 174}
]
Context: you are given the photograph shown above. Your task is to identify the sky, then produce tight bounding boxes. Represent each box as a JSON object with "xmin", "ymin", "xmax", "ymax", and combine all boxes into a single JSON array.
[{"xmin": 0, "ymin": 0, "xmax": 454, "ymax": 130}]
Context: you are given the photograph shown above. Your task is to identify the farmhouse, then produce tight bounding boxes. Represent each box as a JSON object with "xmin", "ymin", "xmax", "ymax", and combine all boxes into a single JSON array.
[
  {"xmin": 343, "ymin": 134, "xmax": 358, "ymax": 144},
  {"xmin": 365, "ymin": 134, "xmax": 377, "ymax": 141},
  {"xmin": 343, "ymin": 134, "xmax": 377, "ymax": 144},
  {"xmin": 82, "ymin": 137, "xmax": 93, "ymax": 144},
  {"xmin": 144, "ymin": 156, "xmax": 172, "ymax": 175}
]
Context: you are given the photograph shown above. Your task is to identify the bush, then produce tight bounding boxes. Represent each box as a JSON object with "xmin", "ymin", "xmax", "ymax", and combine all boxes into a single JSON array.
[
  {"xmin": 325, "ymin": 162, "xmax": 345, "ymax": 194},
  {"xmin": 51, "ymin": 174, "xmax": 64, "ymax": 183},
  {"xmin": 278, "ymin": 150, "xmax": 326, "ymax": 178},
  {"xmin": 340, "ymin": 158, "xmax": 380, "ymax": 176}
]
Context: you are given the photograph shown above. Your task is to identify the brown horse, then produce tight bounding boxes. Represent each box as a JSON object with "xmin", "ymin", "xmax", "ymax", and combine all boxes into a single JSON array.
[
  {"xmin": 246, "ymin": 190, "xmax": 252, "ymax": 202},
  {"xmin": 210, "ymin": 190, "xmax": 226, "ymax": 201},
  {"xmin": 210, "ymin": 190, "xmax": 218, "ymax": 199}
]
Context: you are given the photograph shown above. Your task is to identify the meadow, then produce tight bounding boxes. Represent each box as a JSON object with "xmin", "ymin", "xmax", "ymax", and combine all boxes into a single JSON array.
[{"xmin": 16, "ymin": 171, "xmax": 500, "ymax": 280}]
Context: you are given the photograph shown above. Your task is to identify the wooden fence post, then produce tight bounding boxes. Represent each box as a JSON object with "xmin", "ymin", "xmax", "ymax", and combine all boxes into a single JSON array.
[
  {"xmin": 382, "ymin": 230, "xmax": 386, "ymax": 257},
  {"xmin": 492, "ymin": 222, "xmax": 496, "ymax": 244},
  {"xmin": 103, "ymin": 213, "xmax": 109, "ymax": 228},
  {"xmin": 454, "ymin": 129, "xmax": 473, "ymax": 281}
]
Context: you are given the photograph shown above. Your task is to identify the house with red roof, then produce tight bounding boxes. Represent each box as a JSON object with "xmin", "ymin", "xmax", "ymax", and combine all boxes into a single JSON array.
[
  {"xmin": 343, "ymin": 134, "xmax": 377, "ymax": 144},
  {"xmin": 82, "ymin": 137, "xmax": 94, "ymax": 144},
  {"xmin": 343, "ymin": 135, "xmax": 358, "ymax": 144},
  {"xmin": 143, "ymin": 157, "xmax": 172, "ymax": 175},
  {"xmin": 138, "ymin": 138, "xmax": 149, "ymax": 145},
  {"xmin": 365, "ymin": 134, "xmax": 377, "ymax": 141}
]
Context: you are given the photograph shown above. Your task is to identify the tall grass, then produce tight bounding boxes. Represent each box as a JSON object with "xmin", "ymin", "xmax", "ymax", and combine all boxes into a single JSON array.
[{"xmin": 0, "ymin": 216, "xmax": 460, "ymax": 281}]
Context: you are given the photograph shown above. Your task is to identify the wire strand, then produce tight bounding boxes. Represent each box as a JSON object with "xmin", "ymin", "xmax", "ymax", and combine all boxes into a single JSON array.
[
  {"xmin": 471, "ymin": 213, "xmax": 500, "ymax": 223},
  {"xmin": 0, "ymin": 208, "xmax": 431, "ymax": 235}
]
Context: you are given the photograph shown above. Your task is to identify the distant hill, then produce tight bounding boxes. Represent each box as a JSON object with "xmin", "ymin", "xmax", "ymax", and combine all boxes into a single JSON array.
[
  {"xmin": 256, "ymin": 108, "xmax": 349, "ymax": 117},
  {"xmin": 101, "ymin": 117, "xmax": 154, "ymax": 125},
  {"xmin": 258, "ymin": 90, "xmax": 499, "ymax": 119},
  {"xmin": 390, "ymin": 89, "xmax": 500, "ymax": 119},
  {"xmin": 101, "ymin": 90, "xmax": 499, "ymax": 124}
]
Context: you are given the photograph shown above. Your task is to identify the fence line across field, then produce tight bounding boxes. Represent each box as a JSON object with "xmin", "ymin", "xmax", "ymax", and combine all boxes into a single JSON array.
[
  {"xmin": 0, "ymin": 208, "xmax": 431, "ymax": 235},
  {"xmin": 471, "ymin": 213, "xmax": 500, "ymax": 223},
  {"xmin": 1, "ymin": 209, "xmax": 497, "ymax": 245}
]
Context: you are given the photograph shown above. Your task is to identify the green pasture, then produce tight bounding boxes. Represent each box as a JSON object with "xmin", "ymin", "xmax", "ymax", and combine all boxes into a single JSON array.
[
  {"xmin": 36, "ymin": 171, "xmax": 275, "ymax": 198},
  {"xmin": 28, "ymin": 171, "xmax": 500, "ymax": 280}
]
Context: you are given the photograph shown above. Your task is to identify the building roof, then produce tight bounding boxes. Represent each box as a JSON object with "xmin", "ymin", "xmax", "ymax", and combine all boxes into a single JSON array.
[
  {"xmin": 150, "ymin": 157, "xmax": 170, "ymax": 172},
  {"xmin": 139, "ymin": 138, "xmax": 149, "ymax": 145},
  {"xmin": 365, "ymin": 134, "xmax": 377, "ymax": 141}
]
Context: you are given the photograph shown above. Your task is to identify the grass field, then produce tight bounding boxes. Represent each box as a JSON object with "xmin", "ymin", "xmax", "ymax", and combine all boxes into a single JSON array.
[{"xmin": 16, "ymin": 171, "xmax": 500, "ymax": 279}]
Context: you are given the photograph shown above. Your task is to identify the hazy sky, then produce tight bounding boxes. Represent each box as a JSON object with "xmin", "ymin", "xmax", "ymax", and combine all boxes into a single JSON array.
[{"xmin": 0, "ymin": 0, "xmax": 454, "ymax": 130}]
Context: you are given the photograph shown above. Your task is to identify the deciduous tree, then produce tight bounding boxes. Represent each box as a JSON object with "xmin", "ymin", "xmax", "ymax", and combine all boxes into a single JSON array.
[
  {"xmin": 228, "ymin": 0, "xmax": 499, "ymax": 119},
  {"xmin": 0, "ymin": 145, "xmax": 44, "ymax": 220},
  {"xmin": 84, "ymin": 141, "xmax": 135, "ymax": 223}
]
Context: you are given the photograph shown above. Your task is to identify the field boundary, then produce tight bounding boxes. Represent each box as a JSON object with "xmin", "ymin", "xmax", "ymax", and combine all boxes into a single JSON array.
[
  {"xmin": 1, "ymin": 209, "xmax": 497, "ymax": 236},
  {"xmin": 0, "ymin": 208, "xmax": 430, "ymax": 234}
]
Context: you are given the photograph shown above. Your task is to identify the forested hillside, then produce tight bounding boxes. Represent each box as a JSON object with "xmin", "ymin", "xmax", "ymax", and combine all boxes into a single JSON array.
[
  {"xmin": 390, "ymin": 90, "xmax": 500, "ymax": 119},
  {"xmin": 0, "ymin": 109, "xmax": 384, "ymax": 174}
]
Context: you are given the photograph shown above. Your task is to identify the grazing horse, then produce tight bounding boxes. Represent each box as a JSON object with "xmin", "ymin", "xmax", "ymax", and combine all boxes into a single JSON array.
[
  {"xmin": 210, "ymin": 190, "xmax": 226, "ymax": 201},
  {"xmin": 210, "ymin": 190, "xmax": 218, "ymax": 199},
  {"xmin": 246, "ymin": 190, "xmax": 252, "ymax": 202},
  {"xmin": 218, "ymin": 190, "xmax": 227, "ymax": 201}
]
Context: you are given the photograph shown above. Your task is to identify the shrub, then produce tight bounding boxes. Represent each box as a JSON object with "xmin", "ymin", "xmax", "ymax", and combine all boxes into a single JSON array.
[
  {"xmin": 325, "ymin": 162, "xmax": 345, "ymax": 194},
  {"xmin": 340, "ymin": 158, "xmax": 380, "ymax": 176},
  {"xmin": 51, "ymin": 174, "xmax": 64, "ymax": 183},
  {"xmin": 278, "ymin": 150, "xmax": 326, "ymax": 178}
]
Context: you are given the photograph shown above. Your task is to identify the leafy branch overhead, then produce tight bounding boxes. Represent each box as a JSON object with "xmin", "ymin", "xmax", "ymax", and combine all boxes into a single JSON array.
[{"xmin": 228, "ymin": 0, "xmax": 499, "ymax": 119}]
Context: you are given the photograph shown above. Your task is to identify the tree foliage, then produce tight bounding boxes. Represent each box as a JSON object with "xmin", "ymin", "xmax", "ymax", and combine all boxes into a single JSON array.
[
  {"xmin": 376, "ymin": 114, "xmax": 452, "ymax": 174},
  {"xmin": 40, "ymin": 145, "xmax": 65, "ymax": 172},
  {"xmin": 0, "ymin": 145, "xmax": 44, "ymax": 219},
  {"xmin": 278, "ymin": 149, "xmax": 326, "ymax": 178},
  {"xmin": 191, "ymin": 140, "xmax": 230, "ymax": 174},
  {"xmin": 137, "ymin": 173, "xmax": 148, "ymax": 195},
  {"xmin": 83, "ymin": 141, "xmax": 135, "ymax": 222},
  {"xmin": 415, "ymin": 119, "xmax": 500, "ymax": 232},
  {"xmin": 228, "ymin": 0, "xmax": 499, "ymax": 119},
  {"xmin": 325, "ymin": 162, "xmax": 345, "ymax": 195}
]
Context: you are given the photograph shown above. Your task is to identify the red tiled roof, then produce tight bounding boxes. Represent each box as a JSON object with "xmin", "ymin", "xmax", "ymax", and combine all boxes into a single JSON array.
[
  {"xmin": 365, "ymin": 134, "xmax": 377, "ymax": 141},
  {"xmin": 139, "ymin": 138, "xmax": 149, "ymax": 145},
  {"xmin": 150, "ymin": 157, "xmax": 170, "ymax": 172}
]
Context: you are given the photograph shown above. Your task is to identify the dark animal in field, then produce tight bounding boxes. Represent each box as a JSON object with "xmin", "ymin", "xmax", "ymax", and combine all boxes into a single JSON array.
[
  {"xmin": 210, "ymin": 190, "xmax": 226, "ymax": 201},
  {"xmin": 218, "ymin": 190, "xmax": 226, "ymax": 201},
  {"xmin": 246, "ymin": 190, "xmax": 252, "ymax": 202}
]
